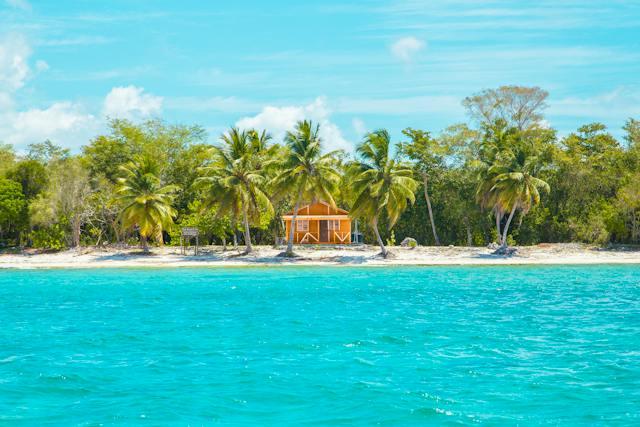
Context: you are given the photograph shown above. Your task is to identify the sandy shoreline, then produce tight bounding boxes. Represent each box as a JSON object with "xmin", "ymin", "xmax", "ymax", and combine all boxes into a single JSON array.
[{"xmin": 1, "ymin": 244, "xmax": 639, "ymax": 269}]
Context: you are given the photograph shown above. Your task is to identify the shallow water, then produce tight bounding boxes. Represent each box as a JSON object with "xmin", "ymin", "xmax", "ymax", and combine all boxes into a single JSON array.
[{"xmin": 1, "ymin": 266, "xmax": 639, "ymax": 425}]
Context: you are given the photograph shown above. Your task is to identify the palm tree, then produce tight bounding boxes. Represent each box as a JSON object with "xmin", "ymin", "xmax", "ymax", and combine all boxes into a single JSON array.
[
  {"xmin": 489, "ymin": 154, "xmax": 550, "ymax": 246},
  {"xmin": 273, "ymin": 120, "xmax": 340, "ymax": 257},
  {"xmin": 349, "ymin": 129, "xmax": 418, "ymax": 257},
  {"xmin": 199, "ymin": 127, "xmax": 273, "ymax": 254},
  {"xmin": 476, "ymin": 121, "xmax": 551, "ymax": 247},
  {"xmin": 116, "ymin": 156, "xmax": 177, "ymax": 252},
  {"xmin": 475, "ymin": 119, "xmax": 519, "ymax": 246}
]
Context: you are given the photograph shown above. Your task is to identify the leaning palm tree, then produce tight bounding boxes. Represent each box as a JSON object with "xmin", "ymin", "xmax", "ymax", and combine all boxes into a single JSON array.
[
  {"xmin": 348, "ymin": 129, "xmax": 418, "ymax": 258},
  {"xmin": 474, "ymin": 119, "xmax": 520, "ymax": 246},
  {"xmin": 489, "ymin": 155, "xmax": 550, "ymax": 247},
  {"xmin": 116, "ymin": 156, "xmax": 178, "ymax": 252},
  {"xmin": 199, "ymin": 127, "xmax": 273, "ymax": 254},
  {"xmin": 272, "ymin": 120, "xmax": 341, "ymax": 257}
]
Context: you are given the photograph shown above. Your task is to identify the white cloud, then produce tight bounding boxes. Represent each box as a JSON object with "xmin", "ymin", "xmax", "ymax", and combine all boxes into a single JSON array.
[
  {"xmin": 5, "ymin": 0, "xmax": 31, "ymax": 11},
  {"xmin": 352, "ymin": 118, "xmax": 367, "ymax": 136},
  {"xmin": 390, "ymin": 36, "xmax": 425, "ymax": 63},
  {"xmin": 0, "ymin": 83, "xmax": 165, "ymax": 151},
  {"xmin": 549, "ymin": 87, "xmax": 640, "ymax": 119},
  {"xmin": 0, "ymin": 102, "xmax": 98, "ymax": 150},
  {"xmin": 0, "ymin": 33, "xmax": 31, "ymax": 92},
  {"xmin": 35, "ymin": 59, "xmax": 49, "ymax": 72},
  {"xmin": 0, "ymin": 92, "xmax": 13, "ymax": 110},
  {"xmin": 236, "ymin": 97, "xmax": 352, "ymax": 152},
  {"xmin": 37, "ymin": 36, "xmax": 115, "ymax": 47},
  {"xmin": 102, "ymin": 85, "xmax": 163, "ymax": 119}
]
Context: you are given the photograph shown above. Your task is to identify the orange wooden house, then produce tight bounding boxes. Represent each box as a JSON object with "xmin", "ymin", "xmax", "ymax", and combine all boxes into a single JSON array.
[{"xmin": 283, "ymin": 201, "xmax": 352, "ymax": 244}]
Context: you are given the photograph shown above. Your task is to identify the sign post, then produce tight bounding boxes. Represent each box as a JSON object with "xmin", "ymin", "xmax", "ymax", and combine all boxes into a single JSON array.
[{"xmin": 180, "ymin": 227, "xmax": 200, "ymax": 255}]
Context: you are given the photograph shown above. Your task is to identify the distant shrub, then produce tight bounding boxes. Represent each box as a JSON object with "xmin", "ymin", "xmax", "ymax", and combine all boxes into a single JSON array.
[
  {"xmin": 31, "ymin": 224, "xmax": 67, "ymax": 250},
  {"xmin": 386, "ymin": 231, "xmax": 396, "ymax": 246}
]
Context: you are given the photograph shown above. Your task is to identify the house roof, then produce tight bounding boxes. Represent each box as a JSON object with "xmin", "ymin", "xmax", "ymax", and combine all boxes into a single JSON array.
[{"xmin": 284, "ymin": 200, "xmax": 349, "ymax": 217}]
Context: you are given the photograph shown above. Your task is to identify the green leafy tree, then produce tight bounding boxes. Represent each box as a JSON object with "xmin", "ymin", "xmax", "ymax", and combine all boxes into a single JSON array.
[
  {"xmin": 27, "ymin": 140, "xmax": 70, "ymax": 163},
  {"xmin": 0, "ymin": 179, "xmax": 27, "ymax": 244},
  {"xmin": 273, "ymin": 120, "xmax": 340, "ymax": 256},
  {"xmin": 116, "ymin": 156, "xmax": 178, "ymax": 251},
  {"xmin": 45, "ymin": 158, "xmax": 93, "ymax": 247},
  {"xmin": 348, "ymin": 129, "xmax": 418, "ymax": 257},
  {"xmin": 7, "ymin": 160, "xmax": 47, "ymax": 200},
  {"xmin": 0, "ymin": 144, "xmax": 16, "ymax": 177},
  {"xmin": 463, "ymin": 85, "xmax": 548, "ymax": 130},
  {"xmin": 399, "ymin": 128, "xmax": 448, "ymax": 245}
]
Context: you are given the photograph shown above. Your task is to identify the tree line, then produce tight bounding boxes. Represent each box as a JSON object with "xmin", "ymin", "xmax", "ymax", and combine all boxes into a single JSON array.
[{"xmin": 1, "ymin": 86, "xmax": 639, "ymax": 254}]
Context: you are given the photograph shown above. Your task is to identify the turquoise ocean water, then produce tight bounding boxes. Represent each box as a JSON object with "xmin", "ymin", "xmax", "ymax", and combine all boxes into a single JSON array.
[{"xmin": 1, "ymin": 266, "xmax": 639, "ymax": 425}]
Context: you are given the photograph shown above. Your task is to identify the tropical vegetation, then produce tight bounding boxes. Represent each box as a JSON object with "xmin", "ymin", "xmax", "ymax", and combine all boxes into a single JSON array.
[{"xmin": 1, "ymin": 86, "xmax": 639, "ymax": 251}]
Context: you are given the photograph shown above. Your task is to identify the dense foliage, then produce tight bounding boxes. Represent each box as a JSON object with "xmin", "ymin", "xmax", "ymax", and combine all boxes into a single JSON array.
[{"xmin": 1, "ymin": 86, "xmax": 639, "ymax": 250}]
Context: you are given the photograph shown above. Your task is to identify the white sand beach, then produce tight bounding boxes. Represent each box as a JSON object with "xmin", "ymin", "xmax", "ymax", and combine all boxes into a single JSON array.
[{"xmin": 1, "ymin": 244, "xmax": 639, "ymax": 269}]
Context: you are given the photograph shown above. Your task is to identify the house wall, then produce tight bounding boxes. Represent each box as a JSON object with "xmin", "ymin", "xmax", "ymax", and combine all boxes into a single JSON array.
[
  {"xmin": 283, "ymin": 202, "xmax": 352, "ymax": 244},
  {"xmin": 284, "ymin": 218, "xmax": 352, "ymax": 244}
]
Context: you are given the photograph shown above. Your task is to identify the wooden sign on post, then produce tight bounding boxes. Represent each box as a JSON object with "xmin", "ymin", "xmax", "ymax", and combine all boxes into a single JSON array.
[{"xmin": 180, "ymin": 227, "xmax": 200, "ymax": 255}]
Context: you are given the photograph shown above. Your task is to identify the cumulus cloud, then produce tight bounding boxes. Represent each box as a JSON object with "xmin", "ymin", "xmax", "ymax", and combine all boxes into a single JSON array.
[
  {"xmin": 0, "ymin": 92, "xmax": 12, "ymax": 110},
  {"xmin": 102, "ymin": 85, "xmax": 163, "ymax": 119},
  {"xmin": 0, "ymin": 33, "xmax": 31, "ymax": 93},
  {"xmin": 390, "ymin": 36, "xmax": 425, "ymax": 63},
  {"xmin": 352, "ymin": 118, "xmax": 367, "ymax": 136},
  {"xmin": 0, "ymin": 102, "xmax": 98, "ymax": 149},
  {"xmin": 235, "ymin": 97, "xmax": 352, "ymax": 152},
  {"xmin": 0, "ymin": 33, "xmax": 165, "ymax": 151}
]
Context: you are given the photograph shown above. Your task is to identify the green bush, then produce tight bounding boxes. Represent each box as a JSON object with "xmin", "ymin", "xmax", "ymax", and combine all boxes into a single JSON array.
[
  {"xmin": 30, "ymin": 224, "xmax": 67, "ymax": 250},
  {"xmin": 386, "ymin": 230, "xmax": 396, "ymax": 246}
]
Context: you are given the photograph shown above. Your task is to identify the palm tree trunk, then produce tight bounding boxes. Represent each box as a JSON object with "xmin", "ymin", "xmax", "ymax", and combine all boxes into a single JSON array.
[
  {"xmin": 501, "ymin": 204, "xmax": 518, "ymax": 247},
  {"xmin": 242, "ymin": 206, "xmax": 252, "ymax": 254},
  {"xmin": 141, "ymin": 234, "xmax": 149, "ymax": 252},
  {"xmin": 286, "ymin": 189, "xmax": 303, "ymax": 256},
  {"xmin": 495, "ymin": 208, "xmax": 503, "ymax": 245},
  {"xmin": 372, "ymin": 216, "xmax": 388, "ymax": 257},
  {"xmin": 422, "ymin": 173, "xmax": 440, "ymax": 246},
  {"xmin": 231, "ymin": 214, "xmax": 238, "ymax": 249}
]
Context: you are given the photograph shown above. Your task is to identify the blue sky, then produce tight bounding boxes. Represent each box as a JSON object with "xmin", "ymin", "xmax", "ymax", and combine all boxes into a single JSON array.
[{"xmin": 1, "ymin": 0, "xmax": 639, "ymax": 151}]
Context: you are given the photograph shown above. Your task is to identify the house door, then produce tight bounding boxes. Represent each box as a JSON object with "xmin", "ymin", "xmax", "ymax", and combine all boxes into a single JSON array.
[{"xmin": 319, "ymin": 220, "xmax": 329, "ymax": 242}]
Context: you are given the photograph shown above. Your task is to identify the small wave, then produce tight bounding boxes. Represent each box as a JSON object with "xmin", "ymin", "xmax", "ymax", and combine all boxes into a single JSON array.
[
  {"xmin": 0, "ymin": 355, "xmax": 18, "ymax": 364},
  {"xmin": 354, "ymin": 357, "xmax": 375, "ymax": 366}
]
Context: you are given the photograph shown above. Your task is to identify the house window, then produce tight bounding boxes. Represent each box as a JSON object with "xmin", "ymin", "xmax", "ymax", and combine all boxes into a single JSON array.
[
  {"xmin": 327, "ymin": 220, "xmax": 340, "ymax": 231},
  {"xmin": 296, "ymin": 220, "xmax": 309, "ymax": 232}
]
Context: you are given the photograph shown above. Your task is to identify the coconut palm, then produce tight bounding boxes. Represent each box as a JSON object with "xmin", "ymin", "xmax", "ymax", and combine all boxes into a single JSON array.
[
  {"xmin": 116, "ymin": 156, "xmax": 178, "ymax": 251},
  {"xmin": 477, "ymin": 121, "xmax": 551, "ymax": 247},
  {"xmin": 488, "ymin": 153, "xmax": 550, "ymax": 246},
  {"xmin": 474, "ymin": 119, "xmax": 520, "ymax": 245},
  {"xmin": 349, "ymin": 129, "xmax": 418, "ymax": 257},
  {"xmin": 199, "ymin": 127, "xmax": 273, "ymax": 254},
  {"xmin": 273, "ymin": 120, "xmax": 340, "ymax": 256}
]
